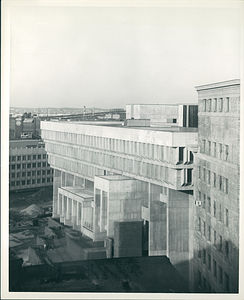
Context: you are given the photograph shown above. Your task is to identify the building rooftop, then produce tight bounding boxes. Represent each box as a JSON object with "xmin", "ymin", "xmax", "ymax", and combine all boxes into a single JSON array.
[
  {"xmin": 9, "ymin": 139, "xmax": 44, "ymax": 149},
  {"xmin": 195, "ymin": 79, "xmax": 240, "ymax": 91}
]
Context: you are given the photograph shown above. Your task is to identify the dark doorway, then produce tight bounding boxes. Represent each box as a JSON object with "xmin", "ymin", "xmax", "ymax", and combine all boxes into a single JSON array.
[{"xmin": 142, "ymin": 220, "xmax": 149, "ymax": 256}]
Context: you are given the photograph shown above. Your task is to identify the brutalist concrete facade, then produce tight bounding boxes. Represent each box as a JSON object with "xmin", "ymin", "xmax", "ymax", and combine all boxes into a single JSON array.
[
  {"xmin": 193, "ymin": 79, "xmax": 240, "ymax": 293},
  {"xmin": 41, "ymin": 105, "xmax": 198, "ymax": 287}
]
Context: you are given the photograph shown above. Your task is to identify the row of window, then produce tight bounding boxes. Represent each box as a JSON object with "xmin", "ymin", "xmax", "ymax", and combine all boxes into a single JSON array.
[
  {"xmin": 197, "ymin": 264, "xmax": 229, "ymax": 292},
  {"xmin": 10, "ymin": 177, "xmax": 53, "ymax": 187},
  {"xmin": 198, "ymin": 218, "xmax": 229, "ymax": 254},
  {"xmin": 10, "ymin": 162, "xmax": 49, "ymax": 170},
  {"xmin": 202, "ymin": 97, "xmax": 229, "ymax": 113},
  {"xmin": 201, "ymin": 140, "xmax": 229, "ymax": 161},
  {"xmin": 10, "ymin": 169, "xmax": 53, "ymax": 178},
  {"xmin": 9, "ymin": 154, "xmax": 47, "ymax": 162},
  {"xmin": 44, "ymin": 130, "xmax": 193, "ymax": 164},
  {"xmin": 198, "ymin": 192, "xmax": 229, "ymax": 225},
  {"xmin": 198, "ymin": 167, "xmax": 228, "ymax": 194}
]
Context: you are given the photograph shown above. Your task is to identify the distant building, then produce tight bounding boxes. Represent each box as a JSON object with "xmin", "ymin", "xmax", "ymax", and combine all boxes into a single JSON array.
[
  {"xmin": 9, "ymin": 140, "xmax": 53, "ymax": 192},
  {"xmin": 41, "ymin": 103, "xmax": 198, "ymax": 287},
  {"xmin": 126, "ymin": 103, "xmax": 198, "ymax": 127},
  {"xmin": 9, "ymin": 113, "xmax": 41, "ymax": 139},
  {"xmin": 193, "ymin": 79, "xmax": 240, "ymax": 293}
]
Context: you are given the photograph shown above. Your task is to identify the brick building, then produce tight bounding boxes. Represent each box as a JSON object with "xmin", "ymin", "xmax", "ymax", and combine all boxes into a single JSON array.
[
  {"xmin": 9, "ymin": 140, "xmax": 53, "ymax": 192},
  {"xmin": 193, "ymin": 79, "xmax": 240, "ymax": 293}
]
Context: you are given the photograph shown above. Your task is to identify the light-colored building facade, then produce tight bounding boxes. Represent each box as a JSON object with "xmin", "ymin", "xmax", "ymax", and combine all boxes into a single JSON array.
[
  {"xmin": 41, "ymin": 105, "xmax": 198, "ymax": 286},
  {"xmin": 126, "ymin": 103, "xmax": 198, "ymax": 128},
  {"xmin": 9, "ymin": 140, "xmax": 53, "ymax": 191},
  {"xmin": 193, "ymin": 79, "xmax": 240, "ymax": 293}
]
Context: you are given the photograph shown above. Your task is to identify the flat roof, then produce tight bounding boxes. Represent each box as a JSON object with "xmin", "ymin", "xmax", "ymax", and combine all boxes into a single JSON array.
[
  {"xmin": 9, "ymin": 139, "xmax": 43, "ymax": 149},
  {"xmin": 195, "ymin": 79, "xmax": 240, "ymax": 91},
  {"xmin": 59, "ymin": 187, "xmax": 94, "ymax": 199}
]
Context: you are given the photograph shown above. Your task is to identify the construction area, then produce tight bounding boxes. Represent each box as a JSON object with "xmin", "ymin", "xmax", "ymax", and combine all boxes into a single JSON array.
[{"xmin": 9, "ymin": 187, "xmax": 189, "ymax": 293}]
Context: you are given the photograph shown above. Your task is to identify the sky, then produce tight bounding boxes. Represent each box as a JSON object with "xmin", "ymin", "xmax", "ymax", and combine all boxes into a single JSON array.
[{"xmin": 9, "ymin": 2, "xmax": 242, "ymax": 109}]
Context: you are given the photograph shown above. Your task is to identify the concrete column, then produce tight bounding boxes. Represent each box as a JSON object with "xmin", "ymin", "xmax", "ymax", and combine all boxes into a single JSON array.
[
  {"xmin": 60, "ymin": 194, "xmax": 64, "ymax": 223},
  {"xmin": 57, "ymin": 193, "xmax": 62, "ymax": 215},
  {"xmin": 52, "ymin": 169, "xmax": 61, "ymax": 218},
  {"xmin": 64, "ymin": 197, "xmax": 72, "ymax": 226},
  {"xmin": 76, "ymin": 201, "xmax": 81, "ymax": 226},
  {"xmin": 72, "ymin": 199, "xmax": 77, "ymax": 224}
]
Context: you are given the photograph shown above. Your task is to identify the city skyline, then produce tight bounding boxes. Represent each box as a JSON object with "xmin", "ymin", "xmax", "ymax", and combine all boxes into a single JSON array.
[{"xmin": 8, "ymin": 2, "xmax": 241, "ymax": 109}]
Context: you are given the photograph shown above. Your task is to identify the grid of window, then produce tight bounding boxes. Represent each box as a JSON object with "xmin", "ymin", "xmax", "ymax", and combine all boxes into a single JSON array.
[{"xmin": 202, "ymin": 97, "xmax": 230, "ymax": 113}]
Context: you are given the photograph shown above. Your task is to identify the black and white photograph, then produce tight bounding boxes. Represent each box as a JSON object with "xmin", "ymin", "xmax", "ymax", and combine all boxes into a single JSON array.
[{"xmin": 2, "ymin": 0, "xmax": 243, "ymax": 298}]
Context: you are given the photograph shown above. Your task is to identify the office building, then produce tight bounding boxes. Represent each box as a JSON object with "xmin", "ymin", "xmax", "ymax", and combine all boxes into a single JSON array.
[
  {"xmin": 9, "ymin": 140, "xmax": 53, "ymax": 192},
  {"xmin": 193, "ymin": 79, "xmax": 240, "ymax": 293},
  {"xmin": 41, "ymin": 103, "xmax": 198, "ymax": 286}
]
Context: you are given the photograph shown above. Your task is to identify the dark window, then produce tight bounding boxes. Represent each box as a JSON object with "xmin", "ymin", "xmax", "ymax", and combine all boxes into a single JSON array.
[
  {"xmin": 218, "ymin": 266, "xmax": 223, "ymax": 284},
  {"xmin": 47, "ymin": 178, "xmax": 50, "ymax": 183},
  {"xmin": 208, "ymin": 254, "xmax": 211, "ymax": 271},
  {"xmin": 16, "ymin": 173, "xmax": 20, "ymax": 178},
  {"xmin": 22, "ymin": 164, "xmax": 26, "ymax": 169},
  {"xmin": 213, "ymin": 260, "xmax": 217, "ymax": 277},
  {"xmin": 27, "ymin": 163, "xmax": 31, "ymax": 168},
  {"xmin": 42, "ymin": 162, "xmax": 46, "ymax": 167},
  {"xmin": 214, "ymin": 230, "xmax": 217, "ymax": 246},
  {"xmin": 219, "ymin": 204, "xmax": 222, "ymax": 222},
  {"xmin": 28, "ymin": 155, "xmax": 31, "ymax": 160},
  {"xmin": 225, "ymin": 97, "xmax": 229, "ymax": 112},
  {"xmin": 225, "ymin": 178, "xmax": 228, "ymax": 194},
  {"xmin": 32, "ymin": 179, "xmax": 36, "ymax": 184},
  {"xmin": 22, "ymin": 155, "xmax": 26, "ymax": 160},
  {"xmin": 42, "ymin": 178, "xmax": 46, "ymax": 183},
  {"xmin": 219, "ymin": 98, "xmax": 223, "ymax": 112},
  {"xmin": 208, "ymin": 141, "xmax": 211, "ymax": 155},
  {"xmin": 32, "ymin": 171, "xmax": 36, "ymax": 176},
  {"xmin": 207, "ymin": 197, "xmax": 211, "ymax": 214},
  {"xmin": 198, "ymin": 217, "xmax": 201, "ymax": 232},
  {"xmin": 198, "ymin": 166, "xmax": 201, "ymax": 179},
  {"xmin": 179, "ymin": 147, "xmax": 184, "ymax": 162},
  {"xmin": 17, "ymin": 156, "xmax": 21, "ymax": 161},
  {"xmin": 213, "ymin": 173, "xmax": 216, "ymax": 188},
  {"xmin": 11, "ymin": 182, "xmax": 15, "ymax": 186},
  {"xmin": 16, "ymin": 181, "xmax": 20, "ymax": 186},
  {"xmin": 33, "ymin": 155, "xmax": 36, "ymax": 159},
  {"xmin": 22, "ymin": 172, "xmax": 26, "ymax": 177},
  {"xmin": 225, "ymin": 145, "xmax": 229, "ymax": 161},
  {"xmin": 214, "ymin": 201, "xmax": 216, "ymax": 217},
  {"xmin": 225, "ymin": 208, "xmax": 229, "ymax": 227},
  {"xmin": 42, "ymin": 170, "xmax": 46, "ymax": 175},
  {"xmin": 208, "ymin": 225, "xmax": 211, "ymax": 241},
  {"xmin": 213, "ymin": 142, "xmax": 216, "ymax": 157},
  {"xmin": 37, "ymin": 171, "xmax": 41, "ymax": 176},
  {"xmin": 187, "ymin": 169, "xmax": 192, "ymax": 184},
  {"xmin": 22, "ymin": 180, "xmax": 25, "ymax": 185},
  {"xmin": 173, "ymin": 119, "xmax": 177, "ymax": 123},
  {"xmin": 12, "ymin": 156, "xmax": 16, "ymax": 161},
  {"xmin": 219, "ymin": 143, "xmax": 222, "ymax": 159},
  {"xmin": 203, "ymin": 99, "xmax": 206, "ymax": 112},
  {"xmin": 219, "ymin": 235, "xmax": 223, "ymax": 252},
  {"xmin": 43, "ymin": 154, "xmax": 47, "ymax": 159},
  {"xmin": 37, "ymin": 179, "xmax": 41, "ymax": 183},
  {"xmin": 17, "ymin": 164, "xmax": 21, "ymax": 169},
  {"xmin": 203, "ymin": 249, "xmax": 206, "ymax": 264},
  {"xmin": 11, "ymin": 173, "xmax": 15, "ymax": 178},
  {"xmin": 225, "ymin": 241, "xmax": 229, "ymax": 258},
  {"xmin": 203, "ymin": 194, "xmax": 206, "ymax": 209},
  {"xmin": 203, "ymin": 168, "xmax": 206, "ymax": 182},
  {"xmin": 47, "ymin": 170, "xmax": 51, "ymax": 174},
  {"xmin": 38, "ymin": 163, "xmax": 41, "ymax": 168},
  {"xmin": 11, "ymin": 165, "xmax": 15, "ymax": 170},
  {"xmin": 27, "ymin": 180, "xmax": 31, "ymax": 185},
  {"xmin": 219, "ymin": 175, "xmax": 222, "ymax": 191},
  {"xmin": 203, "ymin": 221, "xmax": 206, "ymax": 237},
  {"xmin": 32, "ymin": 163, "xmax": 36, "ymax": 168},
  {"xmin": 27, "ymin": 171, "xmax": 31, "ymax": 176},
  {"xmin": 213, "ymin": 98, "xmax": 217, "ymax": 111},
  {"xmin": 190, "ymin": 151, "xmax": 193, "ymax": 162},
  {"xmin": 207, "ymin": 170, "xmax": 211, "ymax": 184},
  {"xmin": 38, "ymin": 155, "xmax": 41, "ymax": 159}
]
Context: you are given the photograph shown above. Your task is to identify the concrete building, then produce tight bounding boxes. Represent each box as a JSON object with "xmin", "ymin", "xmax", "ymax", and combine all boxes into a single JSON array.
[
  {"xmin": 41, "ymin": 104, "xmax": 198, "ymax": 287},
  {"xmin": 126, "ymin": 104, "xmax": 198, "ymax": 127},
  {"xmin": 9, "ymin": 140, "xmax": 53, "ymax": 192},
  {"xmin": 193, "ymin": 79, "xmax": 240, "ymax": 293}
]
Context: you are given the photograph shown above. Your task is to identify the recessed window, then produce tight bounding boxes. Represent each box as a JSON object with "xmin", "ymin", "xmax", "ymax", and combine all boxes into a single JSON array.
[
  {"xmin": 42, "ymin": 162, "xmax": 46, "ymax": 167},
  {"xmin": 213, "ymin": 201, "xmax": 216, "ymax": 217},
  {"xmin": 38, "ymin": 155, "xmax": 41, "ymax": 159},
  {"xmin": 203, "ymin": 249, "xmax": 206, "ymax": 264},
  {"xmin": 219, "ymin": 98, "xmax": 223, "ymax": 112},
  {"xmin": 213, "ymin": 142, "xmax": 216, "ymax": 157},
  {"xmin": 17, "ymin": 156, "xmax": 21, "ymax": 161},
  {"xmin": 225, "ymin": 178, "xmax": 228, "ymax": 194},
  {"xmin": 27, "ymin": 171, "xmax": 31, "ymax": 176},
  {"xmin": 12, "ymin": 156, "xmax": 16, "ymax": 162},
  {"xmin": 213, "ymin": 173, "xmax": 216, "ymax": 188},
  {"xmin": 32, "ymin": 179, "xmax": 36, "ymax": 184},
  {"xmin": 214, "ymin": 230, "xmax": 217, "ymax": 245},
  {"xmin": 225, "ymin": 97, "xmax": 229, "ymax": 112},
  {"xmin": 203, "ymin": 99, "xmax": 206, "ymax": 112},
  {"xmin": 28, "ymin": 155, "xmax": 31, "ymax": 160},
  {"xmin": 22, "ymin": 172, "xmax": 26, "ymax": 177},
  {"xmin": 213, "ymin": 98, "xmax": 217, "ymax": 112},
  {"xmin": 207, "ymin": 197, "xmax": 211, "ymax": 214},
  {"xmin": 11, "ymin": 165, "xmax": 15, "ymax": 170},
  {"xmin": 33, "ymin": 155, "xmax": 36, "ymax": 159},
  {"xmin": 213, "ymin": 259, "xmax": 217, "ymax": 277},
  {"xmin": 22, "ymin": 155, "xmax": 26, "ymax": 160},
  {"xmin": 27, "ymin": 163, "xmax": 31, "ymax": 168},
  {"xmin": 225, "ymin": 208, "xmax": 229, "ymax": 227},
  {"xmin": 224, "ymin": 145, "xmax": 229, "ymax": 161},
  {"xmin": 219, "ymin": 143, "xmax": 222, "ymax": 159},
  {"xmin": 17, "ymin": 164, "xmax": 21, "ymax": 169},
  {"xmin": 37, "ymin": 171, "xmax": 41, "ymax": 176},
  {"xmin": 11, "ymin": 173, "xmax": 15, "ymax": 178},
  {"xmin": 38, "ymin": 163, "xmax": 41, "ymax": 168},
  {"xmin": 22, "ymin": 180, "xmax": 25, "ymax": 185}
]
